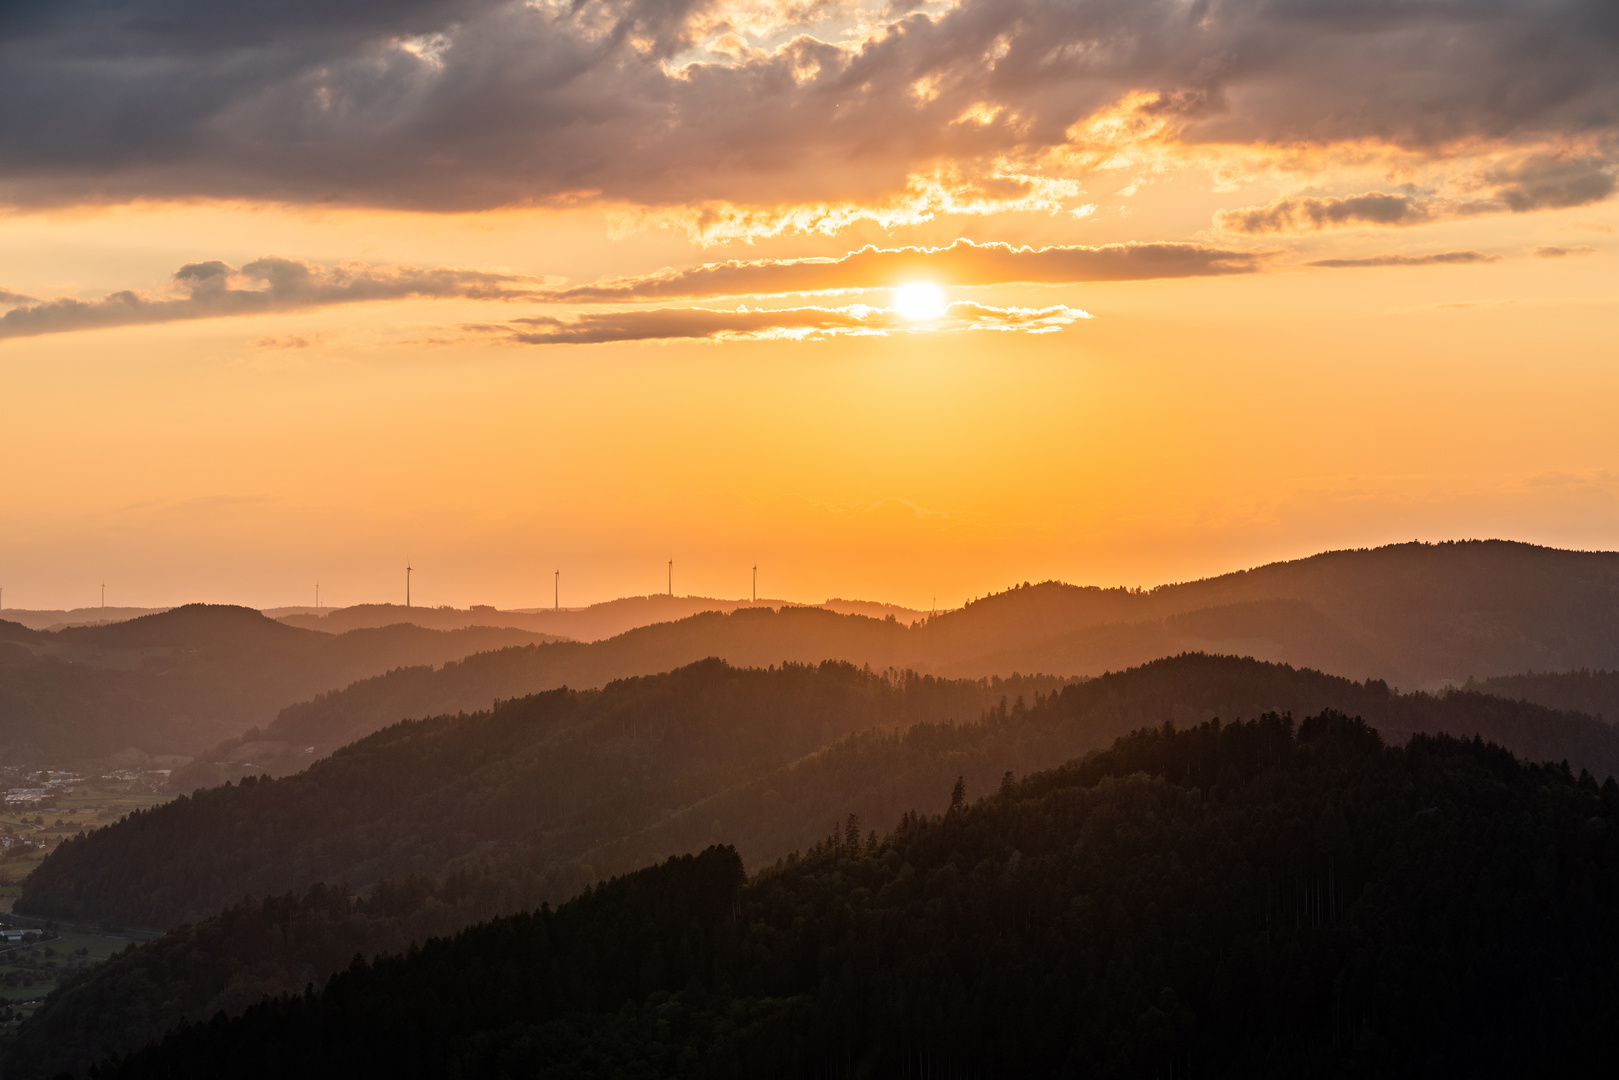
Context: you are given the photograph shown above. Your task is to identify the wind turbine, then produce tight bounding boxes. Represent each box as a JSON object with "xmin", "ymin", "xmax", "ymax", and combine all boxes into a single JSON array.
[
  {"xmin": 405, "ymin": 560, "xmax": 412, "ymax": 608},
  {"xmin": 316, "ymin": 582, "xmax": 320, "ymax": 610},
  {"xmin": 554, "ymin": 569, "xmax": 559, "ymax": 611},
  {"xmin": 668, "ymin": 560, "xmax": 673, "ymax": 597},
  {"xmin": 752, "ymin": 565, "xmax": 757, "ymax": 603}
]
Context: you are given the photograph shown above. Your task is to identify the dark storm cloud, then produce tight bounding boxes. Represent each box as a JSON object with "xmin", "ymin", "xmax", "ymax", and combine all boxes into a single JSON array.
[
  {"xmin": 506, "ymin": 300, "xmax": 1090, "ymax": 344},
  {"xmin": 0, "ymin": 0, "xmax": 1615, "ymax": 210},
  {"xmin": 1307, "ymin": 251, "xmax": 1500, "ymax": 269},
  {"xmin": 544, "ymin": 240, "xmax": 1263, "ymax": 302},
  {"xmin": 0, "ymin": 258, "xmax": 543, "ymax": 341}
]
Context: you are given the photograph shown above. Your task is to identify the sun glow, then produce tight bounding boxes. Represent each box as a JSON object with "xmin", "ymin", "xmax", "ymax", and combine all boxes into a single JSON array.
[{"xmin": 893, "ymin": 281, "xmax": 947, "ymax": 320}]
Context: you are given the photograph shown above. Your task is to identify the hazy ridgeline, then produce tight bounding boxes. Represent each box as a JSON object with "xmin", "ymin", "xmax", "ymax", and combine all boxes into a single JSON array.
[
  {"xmin": 1476, "ymin": 669, "xmax": 1619, "ymax": 724},
  {"xmin": 0, "ymin": 606, "xmax": 554, "ymax": 765},
  {"xmin": 68, "ymin": 716, "xmax": 1619, "ymax": 1079},
  {"xmin": 171, "ymin": 540, "xmax": 1619, "ymax": 789},
  {"xmin": 12, "ymin": 654, "xmax": 1619, "ymax": 1076},
  {"xmin": 8, "ymin": 539, "xmax": 1619, "ymax": 781}
]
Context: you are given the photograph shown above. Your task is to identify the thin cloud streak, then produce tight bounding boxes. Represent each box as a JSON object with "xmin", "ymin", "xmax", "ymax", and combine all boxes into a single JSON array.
[
  {"xmin": 546, "ymin": 240, "xmax": 1265, "ymax": 303},
  {"xmin": 507, "ymin": 300, "xmax": 1092, "ymax": 345},
  {"xmin": 1308, "ymin": 252, "xmax": 1501, "ymax": 269},
  {"xmin": 0, "ymin": 258, "xmax": 545, "ymax": 341}
]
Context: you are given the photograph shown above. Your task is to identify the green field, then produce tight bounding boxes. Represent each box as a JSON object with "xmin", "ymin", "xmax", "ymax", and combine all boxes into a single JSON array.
[
  {"xmin": 0, "ymin": 929, "xmax": 142, "ymax": 1018},
  {"xmin": 0, "ymin": 781, "xmax": 173, "ymax": 904},
  {"xmin": 0, "ymin": 779, "xmax": 172, "ymax": 1020}
]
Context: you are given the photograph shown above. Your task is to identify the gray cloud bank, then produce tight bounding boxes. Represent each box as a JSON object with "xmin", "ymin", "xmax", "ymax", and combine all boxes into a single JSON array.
[
  {"xmin": 547, "ymin": 240, "xmax": 1262, "ymax": 302},
  {"xmin": 1, "ymin": 0, "xmax": 1616, "ymax": 209},
  {"xmin": 0, "ymin": 258, "xmax": 540, "ymax": 341},
  {"xmin": 508, "ymin": 301, "xmax": 1090, "ymax": 345}
]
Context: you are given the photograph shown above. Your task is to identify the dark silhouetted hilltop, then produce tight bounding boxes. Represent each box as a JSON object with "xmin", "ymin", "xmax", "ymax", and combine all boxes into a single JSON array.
[
  {"xmin": 25, "ymin": 655, "xmax": 1618, "ymax": 934},
  {"xmin": 57, "ymin": 714, "xmax": 1619, "ymax": 1080},
  {"xmin": 14, "ymin": 652, "xmax": 1619, "ymax": 1076}
]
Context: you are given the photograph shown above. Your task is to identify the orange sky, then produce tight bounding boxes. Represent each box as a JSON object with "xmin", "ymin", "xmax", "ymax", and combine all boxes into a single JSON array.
[{"xmin": 2, "ymin": 0, "xmax": 1616, "ymax": 610}]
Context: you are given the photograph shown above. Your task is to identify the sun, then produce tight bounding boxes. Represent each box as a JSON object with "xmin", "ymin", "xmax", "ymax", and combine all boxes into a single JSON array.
[{"xmin": 892, "ymin": 282, "xmax": 947, "ymax": 321}]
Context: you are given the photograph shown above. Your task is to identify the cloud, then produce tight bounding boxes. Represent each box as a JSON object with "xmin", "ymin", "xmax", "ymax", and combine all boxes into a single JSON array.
[
  {"xmin": 1221, "ymin": 154, "xmax": 1618, "ymax": 235},
  {"xmin": 545, "ymin": 239, "xmax": 1264, "ymax": 302},
  {"xmin": 0, "ymin": 289, "xmax": 36, "ymax": 307},
  {"xmin": 0, "ymin": 258, "xmax": 544, "ymax": 341},
  {"xmin": 1308, "ymin": 251, "xmax": 1500, "ymax": 269},
  {"xmin": 1485, "ymin": 154, "xmax": 1617, "ymax": 213},
  {"xmin": 1533, "ymin": 245, "xmax": 1598, "ymax": 258},
  {"xmin": 506, "ymin": 300, "xmax": 1091, "ymax": 345},
  {"xmin": 255, "ymin": 333, "xmax": 329, "ymax": 349},
  {"xmin": 0, "ymin": 0, "xmax": 1616, "ymax": 212},
  {"xmin": 1219, "ymin": 193, "xmax": 1429, "ymax": 235}
]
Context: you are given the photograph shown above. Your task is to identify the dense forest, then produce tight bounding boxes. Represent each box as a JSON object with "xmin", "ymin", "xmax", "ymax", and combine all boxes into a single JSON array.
[
  {"xmin": 21, "ymin": 660, "xmax": 1039, "ymax": 929},
  {"xmin": 1477, "ymin": 669, "xmax": 1619, "ymax": 724},
  {"xmin": 76, "ymin": 711, "xmax": 1619, "ymax": 1078},
  {"xmin": 0, "ymin": 606, "xmax": 552, "ymax": 765},
  {"xmin": 27, "ymin": 656, "xmax": 1619, "ymax": 933},
  {"xmin": 13, "ymin": 655, "xmax": 1619, "ymax": 1075}
]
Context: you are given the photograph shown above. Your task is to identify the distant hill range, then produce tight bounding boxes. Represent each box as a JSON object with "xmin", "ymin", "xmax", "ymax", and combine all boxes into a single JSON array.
[
  {"xmin": 17, "ymin": 538, "xmax": 1619, "ymax": 779},
  {"xmin": 272, "ymin": 596, "xmax": 927, "ymax": 641},
  {"xmin": 0, "ymin": 606, "xmax": 168, "ymax": 632},
  {"xmin": 173, "ymin": 540, "xmax": 1619, "ymax": 786},
  {"xmin": 0, "ymin": 606, "xmax": 559, "ymax": 767}
]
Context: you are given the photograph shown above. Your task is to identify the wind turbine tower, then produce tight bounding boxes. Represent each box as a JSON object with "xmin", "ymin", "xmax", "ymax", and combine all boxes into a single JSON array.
[
  {"xmin": 752, "ymin": 565, "xmax": 757, "ymax": 603},
  {"xmin": 406, "ymin": 561, "xmax": 412, "ymax": 608},
  {"xmin": 554, "ymin": 569, "xmax": 559, "ymax": 611},
  {"xmin": 667, "ymin": 560, "xmax": 673, "ymax": 597}
]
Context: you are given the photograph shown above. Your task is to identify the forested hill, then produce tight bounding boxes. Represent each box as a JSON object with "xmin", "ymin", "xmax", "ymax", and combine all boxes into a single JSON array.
[
  {"xmin": 0, "ymin": 605, "xmax": 557, "ymax": 765},
  {"xmin": 14, "ymin": 654, "xmax": 1619, "ymax": 1077},
  {"xmin": 172, "ymin": 606, "xmax": 919, "ymax": 786},
  {"xmin": 19, "ymin": 660, "xmax": 1029, "ymax": 930},
  {"xmin": 88, "ymin": 714, "xmax": 1619, "ymax": 1079},
  {"xmin": 178, "ymin": 540, "xmax": 1619, "ymax": 787},
  {"xmin": 23, "ymin": 655, "xmax": 1619, "ymax": 936},
  {"xmin": 279, "ymin": 541, "xmax": 1619, "ymax": 687},
  {"xmin": 1477, "ymin": 669, "xmax": 1619, "ymax": 723}
]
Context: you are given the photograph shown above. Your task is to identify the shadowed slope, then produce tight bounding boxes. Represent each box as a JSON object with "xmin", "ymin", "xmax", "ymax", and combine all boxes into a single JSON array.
[
  {"xmin": 0, "ymin": 605, "xmax": 559, "ymax": 765},
  {"xmin": 76, "ymin": 716, "xmax": 1619, "ymax": 1079}
]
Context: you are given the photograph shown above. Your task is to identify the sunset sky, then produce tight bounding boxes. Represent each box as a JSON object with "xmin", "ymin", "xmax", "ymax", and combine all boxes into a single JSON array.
[{"xmin": 2, "ymin": 0, "xmax": 1616, "ymax": 611}]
